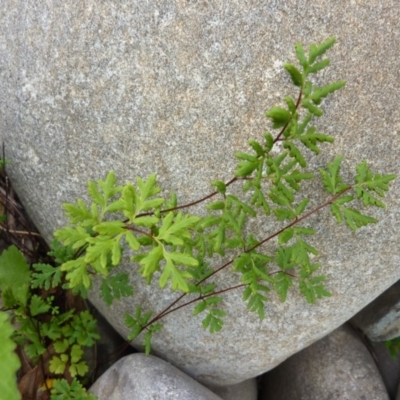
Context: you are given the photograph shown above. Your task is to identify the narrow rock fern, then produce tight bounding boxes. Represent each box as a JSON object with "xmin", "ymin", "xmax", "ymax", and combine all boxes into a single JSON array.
[{"xmin": 49, "ymin": 37, "xmax": 396, "ymax": 353}]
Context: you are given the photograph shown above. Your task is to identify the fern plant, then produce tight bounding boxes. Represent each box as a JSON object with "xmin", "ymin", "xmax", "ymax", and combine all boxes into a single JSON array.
[
  {"xmin": 52, "ymin": 37, "xmax": 396, "ymax": 354},
  {"xmin": 0, "ymin": 244, "xmax": 99, "ymax": 399}
]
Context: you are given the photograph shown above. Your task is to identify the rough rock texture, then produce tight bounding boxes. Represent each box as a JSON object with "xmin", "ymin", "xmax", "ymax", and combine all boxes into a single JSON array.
[
  {"xmin": 89, "ymin": 354, "xmax": 222, "ymax": 400},
  {"xmin": 369, "ymin": 341, "xmax": 400, "ymax": 400},
  {"xmin": 351, "ymin": 281, "xmax": 400, "ymax": 342},
  {"xmin": 208, "ymin": 379, "xmax": 258, "ymax": 400},
  {"xmin": 86, "ymin": 304, "xmax": 136, "ymax": 380},
  {"xmin": 1, "ymin": 0, "xmax": 400, "ymax": 386},
  {"xmin": 260, "ymin": 324, "xmax": 390, "ymax": 400}
]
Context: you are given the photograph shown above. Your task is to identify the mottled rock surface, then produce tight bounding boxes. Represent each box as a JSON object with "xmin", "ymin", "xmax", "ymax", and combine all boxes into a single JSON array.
[
  {"xmin": 89, "ymin": 354, "xmax": 222, "ymax": 400},
  {"xmin": 1, "ymin": 0, "xmax": 400, "ymax": 386},
  {"xmin": 369, "ymin": 341, "xmax": 400, "ymax": 400},
  {"xmin": 352, "ymin": 281, "xmax": 400, "ymax": 342},
  {"xmin": 208, "ymin": 379, "xmax": 258, "ymax": 400},
  {"xmin": 260, "ymin": 324, "xmax": 390, "ymax": 400}
]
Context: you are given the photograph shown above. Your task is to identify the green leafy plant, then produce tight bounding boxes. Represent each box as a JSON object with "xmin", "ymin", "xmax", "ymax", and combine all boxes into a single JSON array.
[
  {"xmin": 51, "ymin": 378, "xmax": 97, "ymax": 400},
  {"xmin": 383, "ymin": 336, "xmax": 400, "ymax": 360},
  {"xmin": 0, "ymin": 311, "xmax": 21, "ymax": 400},
  {"xmin": 0, "ymin": 243, "xmax": 99, "ymax": 399},
  {"xmin": 52, "ymin": 37, "xmax": 396, "ymax": 354}
]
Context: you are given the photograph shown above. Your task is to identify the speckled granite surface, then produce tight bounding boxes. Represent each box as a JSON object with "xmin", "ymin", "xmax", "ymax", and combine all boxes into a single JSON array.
[{"xmin": 1, "ymin": 1, "xmax": 399, "ymax": 386}]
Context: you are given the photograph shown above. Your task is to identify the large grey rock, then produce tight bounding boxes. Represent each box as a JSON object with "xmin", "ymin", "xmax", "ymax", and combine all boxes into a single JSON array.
[
  {"xmin": 208, "ymin": 379, "xmax": 258, "ymax": 400},
  {"xmin": 369, "ymin": 341, "xmax": 400, "ymax": 400},
  {"xmin": 351, "ymin": 281, "xmax": 400, "ymax": 342},
  {"xmin": 1, "ymin": 0, "xmax": 400, "ymax": 386},
  {"xmin": 89, "ymin": 353, "xmax": 222, "ymax": 400},
  {"xmin": 260, "ymin": 324, "xmax": 390, "ymax": 400}
]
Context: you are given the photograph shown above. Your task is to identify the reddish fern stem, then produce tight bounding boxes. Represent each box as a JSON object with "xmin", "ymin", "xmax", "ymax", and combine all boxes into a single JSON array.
[{"xmin": 141, "ymin": 186, "xmax": 351, "ymax": 331}]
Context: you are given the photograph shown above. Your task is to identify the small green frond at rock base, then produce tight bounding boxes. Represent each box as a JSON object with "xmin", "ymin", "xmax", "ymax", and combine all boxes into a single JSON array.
[
  {"xmin": 31, "ymin": 263, "xmax": 63, "ymax": 290},
  {"xmin": 384, "ymin": 337, "xmax": 400, "ymax": 360},
  {"xmin": 49, "ymin": 353, "xmax": 69, "ymax": 374},
  {"xmin": 0, "ymin": 245, "xmax": 31, "ymax": 307},
  {"xmin": 51, "ymin": 378, "xmax": 97, "ymax": 400},
  {"xmin": 30, "ymin": 294, "xmax": 52, "ymax": 316},
  {"xmin": 100, "ymin": 273, "xmax": 134, "ymax": 306},
  {"xmin": 69, "ymin": 360, "xmax": 89, "ymax": 378},
  {"xmin": 125, "ymin": 306, "xmax": 153, "ymax": 341},
  {"xmin": 143, "ymin": 323, "xmax": 163, "ymax": 355},
  {"xmin": 70, "ymin": 344, "xmax": 84, "ymax": 364},
  {"xmin": 0, "ymin": 312, "xmax": 20, "ymax": 400},
  {"xmin": 54, "ymin": 339, "xmax": 69, "ymax": 354},
  {"xmin": 69, "ymin": 310, "xmax": 100, "ymax": 347},
  {"xmin": 49, "ymin": 239, "xmax": 75, "ymax": 264}
]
